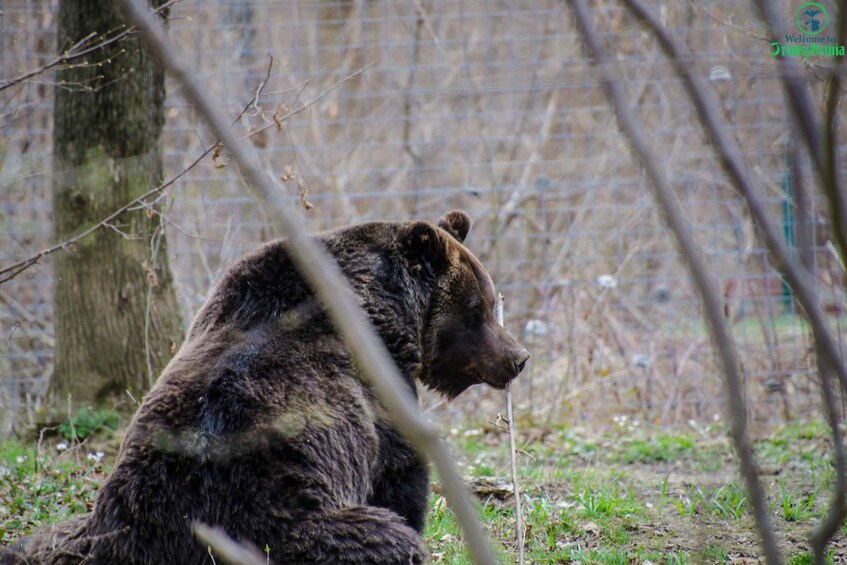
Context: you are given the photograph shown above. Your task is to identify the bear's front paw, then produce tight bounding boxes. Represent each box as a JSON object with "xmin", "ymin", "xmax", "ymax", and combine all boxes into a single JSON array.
[{"xmin": 382, "ymin": 517, "xmax": 429, "ymax": 564}]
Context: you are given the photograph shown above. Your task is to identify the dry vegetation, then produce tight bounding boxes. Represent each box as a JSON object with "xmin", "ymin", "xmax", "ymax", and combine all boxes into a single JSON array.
[
  {"xmin": 1, "ymin": 0, "xmax": 846, "ymax": 562},
  {"xmin": 1, "ymin": 1, "xmax": 844, "ymax": 434}
]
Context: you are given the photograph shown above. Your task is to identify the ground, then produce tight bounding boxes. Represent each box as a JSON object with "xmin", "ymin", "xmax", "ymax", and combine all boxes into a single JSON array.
[{"xmin": 0, "ymin": 411, "xmax": 843, "ymax": 564}]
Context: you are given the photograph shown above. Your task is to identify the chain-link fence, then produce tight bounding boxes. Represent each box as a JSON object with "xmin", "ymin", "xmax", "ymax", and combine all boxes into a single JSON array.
[{"xmin": 2, "ymin": 0, "xmax": 845, "ymax": 435}]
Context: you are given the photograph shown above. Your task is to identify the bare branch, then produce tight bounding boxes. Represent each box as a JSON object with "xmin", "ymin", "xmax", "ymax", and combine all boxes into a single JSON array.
[
  {"xmin": 753, "ymin": 1, "xmax": 824, "ymax": 170},
  {"xmin": 0, "ymin": 147, "xmax": 210, "ymax": 285},
  {"xmin": 809, "ymin": 342, "xmax": 847, "ymax": 565},
  {"xmin": 0, "ymin": 0, "xmax": 181, "ymax": 93},
  {"xmin": 620, "ymin": 0, "xmax": 847, "ymax": 405},
  {"xmin": 623, "ymin": 0, "xmax": 847, "ymax": 558},
  {"xmin": 789, "ymin": 136, "xmax": 815, "ymax": 273},
  {"xmin": 482, "ymin": 89, "xmax": 559, "ymax": 258},
  {"xmin": 0, "ymin": 53, "xmax": 367, "ymax": 286},
  {"xmin": 118, "ymin": 1, "xmax": 496, "ymax": 563},
  {"xmin": 821, "ymin": 4, "xmax": 847, "ymax": 269},
  {"xmin": 498, "ymin": 294, "xmax": 524, "ymax": 565},
  {"xmin": 567, "ymin": 1, "xmax": 782, "ymax": 563},
  {"xmin": 788, "ymin": 125, "xmax": 847, "ymax": 563},
  {"xmin": 685, "ymin": 0, "xmax": 769, "ymax": 42},
  {"xmin": 758, "ymin": 0, "xmax": 847, "ymax": 275}
]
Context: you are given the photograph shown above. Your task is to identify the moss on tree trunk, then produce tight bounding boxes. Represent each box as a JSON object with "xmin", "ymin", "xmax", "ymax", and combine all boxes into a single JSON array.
[{"xmin": 52, "ymin": 0, "xmax": 183, "ymax": 407}]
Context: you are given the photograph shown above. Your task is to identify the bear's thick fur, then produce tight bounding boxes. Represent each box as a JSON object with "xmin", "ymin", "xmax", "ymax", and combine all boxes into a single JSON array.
[{"xmin": 3, "ymin": 211, "xmax": 529, "ymax": 564}]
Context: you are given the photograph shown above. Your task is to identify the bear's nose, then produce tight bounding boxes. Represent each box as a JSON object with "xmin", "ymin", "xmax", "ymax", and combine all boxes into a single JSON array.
[{"xmin": 513, "ymin": 349, "xmax": 530, "ymax": 374}]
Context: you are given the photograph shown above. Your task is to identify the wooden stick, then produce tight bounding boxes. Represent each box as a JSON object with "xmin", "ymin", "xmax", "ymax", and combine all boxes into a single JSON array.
[{"xmin": 498, "ymin": 293, "xmax": 525, "ymax": 565}]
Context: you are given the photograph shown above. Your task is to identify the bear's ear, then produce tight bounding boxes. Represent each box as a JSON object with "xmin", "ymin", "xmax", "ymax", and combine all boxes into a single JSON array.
[
  {"xmin": 400, "ymin": 221, "xmax": 448, "ymax": 273},
  {"xmin": 437, "ymin": 210, "xmax": 472, "ymax": 243}
]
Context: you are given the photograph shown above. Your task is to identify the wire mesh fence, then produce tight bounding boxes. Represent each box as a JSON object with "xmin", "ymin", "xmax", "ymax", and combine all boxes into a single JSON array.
[{"xmin": 1, "ymin": 0, "xmax": 845, "ymax": 436}]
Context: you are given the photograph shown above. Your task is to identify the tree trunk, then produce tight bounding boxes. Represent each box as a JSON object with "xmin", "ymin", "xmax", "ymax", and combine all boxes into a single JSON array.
[{"xmin": 52, "ymin": 0, "xmax": 183, "ymax": 408}]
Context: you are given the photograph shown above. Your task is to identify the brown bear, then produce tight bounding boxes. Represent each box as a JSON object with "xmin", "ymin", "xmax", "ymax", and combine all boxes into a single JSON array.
[{"xmin": 3, "ymin": 211, "xmax": 529, "ymax": 564}]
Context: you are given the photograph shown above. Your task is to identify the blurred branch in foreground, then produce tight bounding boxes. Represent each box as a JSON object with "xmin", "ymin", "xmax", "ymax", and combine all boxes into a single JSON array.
[
  {"xmin": 569, "ymin": 0, "xmax": 782, "ymax": 562},
  {"xmin": 118, "ymin": 0, "xmax": 496, "ymax": 563},
  {"xmin": 619, "ymin": 2, "xmax": 847, "ymax": 561}
]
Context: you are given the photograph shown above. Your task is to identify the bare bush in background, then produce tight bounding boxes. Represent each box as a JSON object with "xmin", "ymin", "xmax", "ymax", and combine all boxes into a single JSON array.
[
  {"xmin": 570, "ymin": 0, "xmax": 845, "ymax": 562},
  {"xmin": 1, "ymin": 0, "xmax": 844, "ymax": 474}
]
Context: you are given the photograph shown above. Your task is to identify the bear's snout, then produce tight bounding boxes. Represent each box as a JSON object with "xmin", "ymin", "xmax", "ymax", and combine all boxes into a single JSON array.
[{"xmin": 512, "ymin": 348, "xmax": 530, "ymax": 375}]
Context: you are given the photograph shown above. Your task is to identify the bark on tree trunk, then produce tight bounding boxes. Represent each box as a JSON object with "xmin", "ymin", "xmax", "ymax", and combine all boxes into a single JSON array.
[{"xmin": 52, "ymin": 0, "xmax": 183, "ymax": 408}]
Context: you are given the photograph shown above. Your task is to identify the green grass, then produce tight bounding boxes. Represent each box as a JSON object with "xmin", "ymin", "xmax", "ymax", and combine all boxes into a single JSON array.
[
  {"xmin": 778, "ymin": 481, "xmax": 818, "ymax": 523},
  {"xmin": 574, "ymin": 484, "xmax": 642, "ymax": 520},
  {"xmin": 700, "ymin": 545, "xmax": 729, "ymax": 562},
  {"xmin": 671, "ymin": 482, "xmax": 749, "ymax": 520},
  {"xmin": 0, "ymin": 439, "xmax": 110, "ymax": 543},
  {"xmin": 698, "ymin": 482, "xmax": 749, "ymax": 519},
  {"xmin": 425, "ymin": 495, "xmax": 472, "ymax": 564},
  {"xmin": 425, "ymin": 419, "xmax": 843, "ymax": 561},
  {"xmin": 1, "ymin": 419, "xmax": 843, "ymax": 562},
  {"xmin": 58, "ymin": 406, "xmax": 121, "ymax": 441},
  {"xmin": 617, "ymin": 434, "xmax": 694, "ymax": 464},
  {"xmin": 787, "ymin": 552, "xmax": 836, "ymax": 565}
]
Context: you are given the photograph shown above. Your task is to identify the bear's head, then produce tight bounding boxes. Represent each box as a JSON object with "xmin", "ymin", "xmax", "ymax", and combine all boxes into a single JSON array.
[{"xmin": 401, "ymin": 211, "xmax": 530, "ymax": 399}]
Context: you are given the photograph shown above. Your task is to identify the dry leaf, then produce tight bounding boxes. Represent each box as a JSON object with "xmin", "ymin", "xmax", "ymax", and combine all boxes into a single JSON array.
[
  {"xmin": 141, "ymin": 261, "xmax": 159, "ymax": 288},
  {"xmin": 280, "ymin": 165, "xmax": 295, "ymax": 182},
  {"xmin": 211, "ymin": 144, "xmax": 225, "ymax": 169},
  {"xmin": 273, "ymin": 103, "xmax": 289, "ymax": 130},
  {"xmin": 250, "ymin": 127, "xmax": 268, "ymax": 148},
  {"xmin": 299, "ymin": 179, "xmax": 314, "ymax": 210}
]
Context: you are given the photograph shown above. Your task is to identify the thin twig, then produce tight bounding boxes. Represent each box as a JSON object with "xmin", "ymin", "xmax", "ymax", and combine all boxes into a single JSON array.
[
  {"xmin": 685, "ymin": 0, "xmax": 769, "ymax": 42},
  {"xmin": 143, "ymin": 221, "xmax": 166, "ymax": 388},
  {"xmin": 568, "ymin": 2, "xmax": 782, "ymax": 563},
  {"xmin": 0, "ymin": 0, "xmax": 181, "ymax": 93},
  {"xmin": 0, "ymin": 54, "xmax": 370, "ymax": 286},
  {"xmin": 620, "ymin": 0, "xmax": 847, "ymax": 403},
  {"xmin": 0, "ymin": 289, "xmax": 55, "ymax": 347},
  {"xmin": 410, "ymin": 0, "xmax": 449, "ymax": 62},
  {"xmin": 787, "ymin": 119, "xmax": 847, "ymax": 561},
  {"xmin": 820, "ymin": 4, "xmax": 847, "ymax": 270},
  {"xmin": 810, "ymin": 341, "xmax": 847, "ymax": 565},
  {"xmin": 753, "ymin": 1, "xmax": 824, "ymax": 172},
  {"xmin": 498, "ymin": 293, "xmax": 524, "ymax": 565},
  {"xmin": 0, "ymin": 148, "xmax": 208, "ymax": 285},
  {"xmin": 118, "ymin": 1, "xmax": 495, "ymax": 563},
  {"xmin": 232, "ymin": 54, "xmax": 274, "ymax": 126},
  {"xmin": 243, "ymin": 61, "xmax": 378, "ymax": 142},
  {"xmin": 485, "ymin": 88, "xmax": 559, "ymax": 253},
  {"xmin": 620, "ymin": 15, "xmax": 847, "ymax": 541}
]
